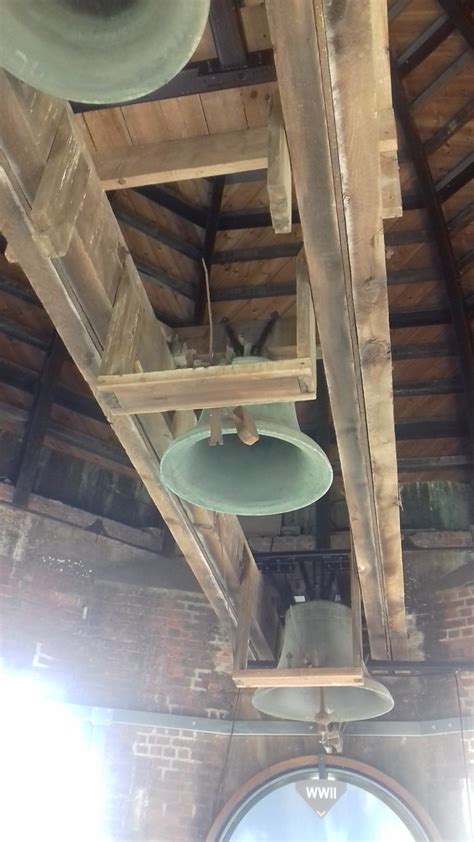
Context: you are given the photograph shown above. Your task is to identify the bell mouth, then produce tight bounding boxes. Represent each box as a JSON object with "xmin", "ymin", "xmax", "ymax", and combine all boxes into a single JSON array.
[
  {"xmin": 252, "ymin": 680, "xmax": 395, "ymax": 724},
  {"xmin": 1, "ymin": 0, "xmax": 210, "ymax": 104},
  {"xmin": 160, "ymin": 419, "xmax": 333, "ymax": 516}
]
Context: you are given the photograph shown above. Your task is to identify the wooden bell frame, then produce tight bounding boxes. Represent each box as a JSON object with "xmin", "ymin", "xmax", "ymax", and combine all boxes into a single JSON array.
[
  {"xmin": 96, "ymin": 252, "xmax": 316, "ymax": 417},
  {"xmin": 232, "ymin": 544, "xmax": 365, "ymax": 690}
]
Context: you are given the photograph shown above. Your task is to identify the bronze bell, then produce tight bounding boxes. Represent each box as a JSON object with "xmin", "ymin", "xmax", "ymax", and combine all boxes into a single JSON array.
[
  {"xmin": 252, "ymin": 601, "xmax": 394, "ymax": 723},
  {"xmin": 0, "ymin": 1, "xmax": 210, "ymax": 104}
]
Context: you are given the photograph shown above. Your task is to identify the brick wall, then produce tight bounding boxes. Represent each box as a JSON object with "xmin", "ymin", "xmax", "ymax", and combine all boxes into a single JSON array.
[
  {"xmin": 0, "ymin": 546, "xmax": 238, "ymax": 840},
  {"xmin": 1, "ymin": 546, "xmax": 473, "ymax": 840},
  {"xmin": 437, "ymin": 586, "xmax": 474, "ymax": 662},
  {"xmin": 104, "ymin": 726, "xmax": 227, "ymax": 840},
  {"xmin": 0, "ymin": 551, "xmax": 234, "ymax": 713}
]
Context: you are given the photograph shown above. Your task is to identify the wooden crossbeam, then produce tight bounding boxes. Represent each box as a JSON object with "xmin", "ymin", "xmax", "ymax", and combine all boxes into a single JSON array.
[
  {"xmin": 266, "ymin": 0, "xmax": 408, "ymax": 659},
  {"xmin": 233, "ymin": 667, "xmax": 364, "ymax": 689},
  {"xmin": 0, "ymin": 70, "xmax": 278, "ymax": 661},
  {"xmin": 97, "ymin": 358, "xmax": 315, "ymax": 415},
  {"xmin": 95, "ymin": 128, "xmax": 269, "ymax": 191}
]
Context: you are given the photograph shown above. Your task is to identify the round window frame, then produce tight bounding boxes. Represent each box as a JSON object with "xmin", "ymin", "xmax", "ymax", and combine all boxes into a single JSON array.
[{"xmin": 207, "ymin": 755, "xmax": 441, "ymax": 842}]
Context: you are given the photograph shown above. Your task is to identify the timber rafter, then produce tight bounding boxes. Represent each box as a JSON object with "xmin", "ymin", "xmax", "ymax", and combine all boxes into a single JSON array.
[{"xmin": 0, "ymin": 70, "xmax": 278, "ymax": 661}]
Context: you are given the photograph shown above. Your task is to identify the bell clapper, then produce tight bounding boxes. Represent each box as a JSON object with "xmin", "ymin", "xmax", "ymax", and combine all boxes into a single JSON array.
[
  {"xmin": 314, "ymin": 689, "xmax": 343, "ymax": 754},
  {"xmin": 318, "ymin": 722, "xmax": 344, "ymax": 755},
  {"xmin": 228, "ymin": 406, "xmax": 260, "ymax": 446},
  {"xmin": 207, "ymin": 405, "xmax": 260, "ymax": 447}
]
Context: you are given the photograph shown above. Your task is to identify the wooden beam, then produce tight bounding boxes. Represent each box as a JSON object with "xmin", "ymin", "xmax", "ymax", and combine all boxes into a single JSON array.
[
  {"xmin": 436, "ymin": 153, "xmax": 474, "ymax": 203},
  {"xmin": 209, "ymin": 0, "xmax": 247, "ymax": 68},
  {"xmin": 13, "ymin": 333, "xmax": 65, "ymax": 507},
  {"xmin": 438, "ymin": 0, "xmax": 474, "ymax": 50},
  {"xmin": 392, "ymin": 67, "xmax": 474, "ymax": 459},
  {"xmin": 267, "ymin": 93, "xmax": 292, "ymax": 234},
  {"xmin": 233, "ymin": 667, "xmax": 364, "ymax": 688},
  {"xmin": 424, "ymin": 98, "xmax": 474, "ymax": 155},
  {"xmin": 113, "ymin": 207, "xmax": 202, "ymax": 261},
  {"xmin": 410, "ymin": 50, "xmax": 472, "ymax": 112},
  {"xmin": 233, "ymin": 544, "xmax": 259, "ymax": 672},
  {"xmin": 97, "ymin": 358, "xmax": 315, "ymax": 415},
  {"xmin": 134, "ymin": 186, "xmax": 207, "ymax": 228},
  {"xmin": 194, "ymin": 176, "xmax": 226, "ymax": 324},
  {"xmin": 397, "ymin": 15, "xmax": 454, "ymax": 77},
  {"xmin": 266, "ymin": 0, "xmax": 408, "ymax": 659},
  {"xmin": 0, "ymin": 70, "xmax": 278, "ymax": 660},
  {"xmin": 95, "ymin": 128, "xmax": 269, "ymax": 191}
]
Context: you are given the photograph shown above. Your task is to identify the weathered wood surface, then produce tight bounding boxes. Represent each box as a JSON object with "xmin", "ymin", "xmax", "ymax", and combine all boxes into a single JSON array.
[
  {"xmin": 233, "ymin": 542, "xmax": 259, "ymax": 673},
  {"xmin": 0, "ymin": 70, "xmax": 278, "ymax": 660},
  {"xmin": 267, "ymin": 93, "xmax": 292, "ymax": 234},
  {"xmin": 296, "ymin": 251, "xmax": 317, "ymax": 395},
  {"xmin": 170, "ymin": 316, "xmax": 321, "ymax": 367},
  {"xmin": 266, "ymin": 0, "xmax": 408, "ymax": 658},
  {"xmin": 95, "ymin": 128, "xmax": 269, "ymax": 190},
  {"xmin": 233, "ymin": 667, "xmax": 364, "ymax": 689},
  {"xmin": 97, "ymin": 246, "xmax": 316, "ymax": 414},
  {"xmin": 371, "ymin": 0, "xmax": 402, "ymax": 218},
  {"xmin": 97, "ymin": 357, "xmax": 315, "ymax": 415}
]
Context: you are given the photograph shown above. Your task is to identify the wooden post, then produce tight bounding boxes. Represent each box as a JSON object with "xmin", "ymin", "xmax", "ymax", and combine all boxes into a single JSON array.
[
  {"xmin": 296, "ymin": 250, "xmax": 317, "ymax": 395},
  {"xmin": 267, "ymin": 92, "xmax": 292, "ymax": 234},
  {"xmin": 233, "ymin": 544, "xmax": 259, "ymax": 672},
  {"xmin": 350, "ymin": 540, "xmax": 363, "ymax": 668}
]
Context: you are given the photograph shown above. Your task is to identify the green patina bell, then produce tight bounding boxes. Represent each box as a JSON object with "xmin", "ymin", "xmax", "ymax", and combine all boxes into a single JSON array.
[
  {"xmin": 160, "ymin": 360, "xmax": 333, "ymax": 516},
  {"xmin": 0, "ymin": 0, "xmax": 210, "ymax": 104},
  {"xmin": 253, "ymin": 601, "xmax": 394, "ymax": 723}
]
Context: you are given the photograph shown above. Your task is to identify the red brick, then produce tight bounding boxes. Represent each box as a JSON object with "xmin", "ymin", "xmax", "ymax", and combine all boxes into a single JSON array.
[
  {"xmin": 442, "ymin": 599, "xmax": 466, "ymax": 612},
  {"xmin": 443, "ymin": 617, "xmax": 467, "ymax": 629}
]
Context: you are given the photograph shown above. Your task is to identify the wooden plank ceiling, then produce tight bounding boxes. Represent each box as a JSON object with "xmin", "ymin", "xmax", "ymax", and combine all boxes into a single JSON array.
[{"xmin": 0, "ymin": 0, "xmax": 472, "ymax": 660}]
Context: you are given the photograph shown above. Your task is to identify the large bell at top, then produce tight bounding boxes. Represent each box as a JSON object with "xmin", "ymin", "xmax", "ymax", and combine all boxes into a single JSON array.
[
  {"xmin": 253, "ymin": 601, "xmax": 394, "ymax": 723},
  {"xmin": 160, "ymin": 381, "xmax": 333, "ymax": 517},
  {"xmin": 0, "ymin": 1, "xmax": 210, "ymax": 104}
]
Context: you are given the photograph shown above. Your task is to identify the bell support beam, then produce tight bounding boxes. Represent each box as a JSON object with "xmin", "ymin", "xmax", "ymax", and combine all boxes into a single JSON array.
[
  {"xmin": 232, "ymin": 668, "xmax": 364, "ymax": 689},
  {"xmin": 266, "ymin": 0, "xmax": 409, "ymax": 659},
  {"xmin": 0, "ymin": 70, "xmax": 278, "ymax": 661},
  {"xmin": 96, "ymin": 254, "xmax": 317, "ymax": 414},
  {"xmin": 94, "ymin": 128, "xmax": 269, "ymax": 191}
]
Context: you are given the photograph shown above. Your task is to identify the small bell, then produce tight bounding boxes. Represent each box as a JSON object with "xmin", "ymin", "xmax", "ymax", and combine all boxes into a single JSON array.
[{"xmin": 252, "ymin": 601, "xmax": 394, "ymax": 723}]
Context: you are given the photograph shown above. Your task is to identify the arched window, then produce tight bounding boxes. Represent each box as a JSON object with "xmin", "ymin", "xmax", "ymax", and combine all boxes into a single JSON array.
[{"xmin": 209, "ymin": 756, "xmax": 440, "ymax": 842}]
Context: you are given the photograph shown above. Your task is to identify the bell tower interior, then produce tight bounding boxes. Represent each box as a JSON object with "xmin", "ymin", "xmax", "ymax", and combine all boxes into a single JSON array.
[{"xmin": 0, "ymin": 1, "xmax": 472, "ymax": 840}]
